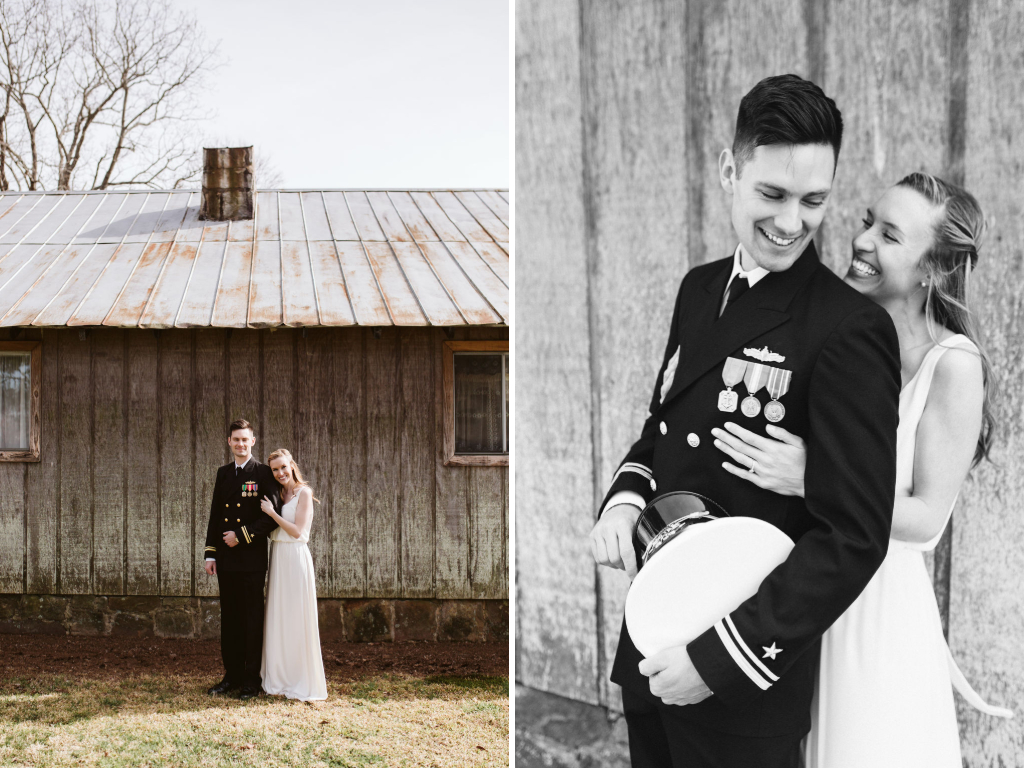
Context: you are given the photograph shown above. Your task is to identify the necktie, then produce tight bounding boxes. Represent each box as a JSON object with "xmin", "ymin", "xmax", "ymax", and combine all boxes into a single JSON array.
[{"xmin": 722, "ymin": 274, "xmax": 750, "ymax": 316}]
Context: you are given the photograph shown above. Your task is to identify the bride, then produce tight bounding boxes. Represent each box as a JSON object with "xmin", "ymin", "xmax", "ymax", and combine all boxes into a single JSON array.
[
  {"xmin": 259, "ymin": 448, "xmax": 328, "ymax": 701},
  {"xmin": 711, "ymin": 172, "xmax": 1011, "ymax": 766}
]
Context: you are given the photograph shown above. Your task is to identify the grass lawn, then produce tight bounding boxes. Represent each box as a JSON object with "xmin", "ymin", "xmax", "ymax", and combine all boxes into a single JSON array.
[{"xmin": 0, "ymin": 672, "xmax": 508, "ymax": 767}]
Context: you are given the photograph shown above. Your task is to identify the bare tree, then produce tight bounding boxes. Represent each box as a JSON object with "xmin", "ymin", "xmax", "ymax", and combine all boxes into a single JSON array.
[{"xmin": 0, "ymin": 0, "xmax": 218, "ymax": 190}]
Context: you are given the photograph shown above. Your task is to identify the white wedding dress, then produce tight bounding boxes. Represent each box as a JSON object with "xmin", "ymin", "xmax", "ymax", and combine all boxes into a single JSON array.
[
  {"xmin": 805, "ymin": 335, "xmax": 1010, "ymax": 767},
  {"xmin": 261, "ymin": 492, "xmax": 328, "ymax": 701}
]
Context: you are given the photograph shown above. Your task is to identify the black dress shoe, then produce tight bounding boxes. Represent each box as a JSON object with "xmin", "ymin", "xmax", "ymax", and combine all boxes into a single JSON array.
[
  {"xmin": 207, "ymin": 681, "xmax": 238, "ymax": 696},
  {"xmin": 236, "ymin": 686, "xmax": 261, "ymax": 701}
]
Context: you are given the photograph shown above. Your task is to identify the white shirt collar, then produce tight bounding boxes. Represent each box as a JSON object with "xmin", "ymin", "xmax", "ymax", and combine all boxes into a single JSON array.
[
  {"xmin": 728, "ymin": 244, "xmax": 770, "ymax": 288},
  {"xmin": 235, "ymin": 458, "xmax": 251, "ymax": 471}
]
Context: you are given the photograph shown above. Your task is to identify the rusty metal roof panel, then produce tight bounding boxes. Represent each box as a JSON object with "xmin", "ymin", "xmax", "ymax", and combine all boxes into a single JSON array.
[
  {"xmin": 445, "ymin": 241, "xmax": 509, "ymax": 322},
  {"xmin": 367, "ymin": 192, "xmax": 414, "ymax": 242},
  {"xmin": 0, "ymin": 189, "xmax": 508, "ymax": 328},
  {"xmin": 364, "ymin": 241, "xmax": 426, "ymax": 325},
  {"xmin": 280, "ymin": 241, "xmax": 320, "ymax": 326},
  {"xmin": 334, "ymin": 241, "xmax": 390, "ymax": 326},
  {"xmin": 387, "ymin": 192, "xmax": 439, "ymax": 242},
  {"xmin": 101, "ymin": 242, "xmax": 173, "ymax": 326},
  {"xmin": 255, "ymin": 191, "xmax": 280, "ymax": 241},
  {"xmin": 175, "ymin": 240, "xmax": 227, "ymax": 327},
  {"xmin": 299, "ymin": 191, "xmax": 333, "ymax": 241},
  {"xmin": 0, "ymin": 195, "xmax": 63, "ymax": 243},
  {"xmin": 475, "ymin": 190, "xmax": 509, "ymax": 226},
  {"xmin": 210, "ymin": 242, "xmax": 253, "ymax": 328},
  {"xmin": 417, "ymin": 241, "xmax": 502, "ymax": 325},
  {"xmin": 34, "ymin": 243, "xmax": 123, "ymax": 326},
  {"xmin": 71, "ymin": 243, "xmax": 147, "ymax": 326},
  {"xmin": 139, "ymin": 242, "xmax": 201, "ymax": 328},
  {"xmin": 389, "ymin": 241, "xmax": 464, "ymax": 326},
  {"xmin": 455, "ymin": 191, "xmax": 509, "ymax": 243},
  {"xmin": 409, "ymin": 192, "xmax": 465, "ymax": 242},
  {"xmin": 321, "ymin": 192, "xmax": 360, "ymax": 241},
  {"xmin": 345, "ymin": 192, "xmax": 388, "ymax": 242},
  {"xmin": 307, "ymin": 240, "xmax": 356, "ymax": 326},
  {"xmin": 248, "ymin": 239, "xmax": 283, "ymax": 328}
]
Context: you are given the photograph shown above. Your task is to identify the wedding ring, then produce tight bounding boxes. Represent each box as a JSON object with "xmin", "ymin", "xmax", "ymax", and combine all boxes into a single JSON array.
[{"xmin": 748, "ymin": 460, "xmax": 758, "ymax": 475}]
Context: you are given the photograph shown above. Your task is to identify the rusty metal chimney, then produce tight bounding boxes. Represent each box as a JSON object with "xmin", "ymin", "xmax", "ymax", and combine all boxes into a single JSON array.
[{"xmin": 199, "ymin": 146, "xmax": 254, "ymax": 220}]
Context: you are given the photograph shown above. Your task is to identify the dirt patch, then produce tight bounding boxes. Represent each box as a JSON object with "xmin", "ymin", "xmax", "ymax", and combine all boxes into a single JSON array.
[{"xmin": 0, "ymin": 634, "xmax": 509, "ymax": 682}]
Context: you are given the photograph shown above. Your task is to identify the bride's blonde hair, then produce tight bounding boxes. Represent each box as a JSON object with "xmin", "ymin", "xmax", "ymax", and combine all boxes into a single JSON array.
[
  {"xmin": 897, "ymin": 172, "xmax": 994, "ymax": 466},
  {"xmin": 267, "ymin": 448, "xmax": 320, "ymax": 503}
]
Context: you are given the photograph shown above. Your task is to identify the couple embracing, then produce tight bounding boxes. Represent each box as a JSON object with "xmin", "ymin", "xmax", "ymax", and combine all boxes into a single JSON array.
[
  {"xmin": 590, "ymin": 75, "xmax": 1009, "ymax": 767},
  {"xmin": 202, "ymin": 419, "xmax": 328, "ymax": 702}
]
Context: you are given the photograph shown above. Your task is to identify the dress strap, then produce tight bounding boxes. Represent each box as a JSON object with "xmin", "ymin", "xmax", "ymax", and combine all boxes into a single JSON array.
[{"xmin": 947, "ymin": 645, "xmax": 1013, "ymax": 718}]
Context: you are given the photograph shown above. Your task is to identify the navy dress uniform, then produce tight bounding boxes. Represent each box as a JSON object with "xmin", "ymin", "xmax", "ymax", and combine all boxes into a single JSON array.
[
  {"xmin": 603, "ymin": 243, "xmax": 901, "ymax": 766},
  {"xmin": 204, "ymin": 456, "xmax": 282, "ymax": 691}
]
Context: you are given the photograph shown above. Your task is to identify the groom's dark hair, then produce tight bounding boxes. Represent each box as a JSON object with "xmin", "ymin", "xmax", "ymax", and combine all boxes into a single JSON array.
[
  {"xmin": 228, "ymin": 418, "xmax": 254, "ymax": 437},
  {"xmin": 733, "ymin": 74, "xmax": 843, "ymax": 176}
]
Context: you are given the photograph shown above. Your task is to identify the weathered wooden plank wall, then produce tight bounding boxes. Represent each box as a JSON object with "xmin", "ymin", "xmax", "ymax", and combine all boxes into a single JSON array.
[
  {"xmin": 516, "ymin": 0, "xmax": 600, "ymax": 706},
  {"xmin": 516, "ymin": 0, "xmax": 1024, "ymax": 760},
  {"xmin": 954, "ymin": 1, "xmax": 1024, "ymax": 763},
  {"xmin": 0, "ymin": 325, "xmax": 507, "ymax": 603}
]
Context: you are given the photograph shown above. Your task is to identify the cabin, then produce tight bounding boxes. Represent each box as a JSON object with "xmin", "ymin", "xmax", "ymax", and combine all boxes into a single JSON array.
[{"xmin": 0, "ymin": 148, "xmax": 509, "ymax": 643}]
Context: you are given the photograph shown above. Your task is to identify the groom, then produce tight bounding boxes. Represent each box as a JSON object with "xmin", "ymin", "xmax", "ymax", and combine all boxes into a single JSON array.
[
  {"xmin": 589, "ymin": 75, "xmax": 901, "ymax": 767},
  {"xmin": 203, "ymin": 418, "xmax": 281, "ymax": 700}
]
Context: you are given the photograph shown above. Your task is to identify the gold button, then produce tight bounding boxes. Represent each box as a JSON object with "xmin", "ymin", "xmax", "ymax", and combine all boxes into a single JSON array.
[
  {"xmin": 224, "ymin": 518, "xmax": 228, "ymax": 522},
  {"xmin": 237, "ymin": 503, "xmax": 241, "ymax": 507},
  {"xmin": 225, "ymin": 504, "xmax": 229, "ymax": 508},
  {"xmin": 236, "ymin": 519, "xmax": 240, "ymax": 522}
]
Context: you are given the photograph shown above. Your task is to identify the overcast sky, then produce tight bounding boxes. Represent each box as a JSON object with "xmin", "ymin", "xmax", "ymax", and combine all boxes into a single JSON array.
[{"xmin": 170, "ymin": 0, "xmax": 509, "ymax": 189}]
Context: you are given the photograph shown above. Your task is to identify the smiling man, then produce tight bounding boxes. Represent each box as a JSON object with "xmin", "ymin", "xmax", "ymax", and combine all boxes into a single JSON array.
[
  {"xmin": 588, "ymin": 75, "xmax": 902, "ymax": 768},
  {"xmin": 203, "ymin": 419, "xmax": 282, "ymax": 701}
]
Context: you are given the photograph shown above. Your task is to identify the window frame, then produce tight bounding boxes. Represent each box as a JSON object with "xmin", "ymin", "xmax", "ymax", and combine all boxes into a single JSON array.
[
  {"xmin": 442, "ymin": 340, "xmax": 509, "ymax": 467},
  {"xmin": 0, "ymin": 340, "xmax": 41, "ymax": 462}
]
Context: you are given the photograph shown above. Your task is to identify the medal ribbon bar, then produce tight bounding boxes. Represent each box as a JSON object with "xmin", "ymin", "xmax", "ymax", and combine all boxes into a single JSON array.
[
  {"xmin": 766, "ymin": 367, "xmax": 792, "ymax": 401},
  {"xmin": 743, "ymin": 362, "xmax": 769, "ymax": 395}
]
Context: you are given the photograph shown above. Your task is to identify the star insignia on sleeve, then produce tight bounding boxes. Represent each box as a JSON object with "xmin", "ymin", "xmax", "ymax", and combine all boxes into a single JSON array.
[{"xmin": 762, "ymin": 643, "xmax": 782, "ymax": 660}]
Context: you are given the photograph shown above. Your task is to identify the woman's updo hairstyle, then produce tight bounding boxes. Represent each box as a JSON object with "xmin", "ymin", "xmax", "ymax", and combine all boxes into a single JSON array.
[{"xmin": 896, "ymin": 172, "xmax": 993, "ymax": 465}]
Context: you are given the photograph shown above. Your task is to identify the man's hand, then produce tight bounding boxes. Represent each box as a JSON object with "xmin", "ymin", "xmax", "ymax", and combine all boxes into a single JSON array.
[
  {"xmin": 223, "ymin": 531, "xmax": 239, "ymax": 547},
  {"xmin": 638, "ymin": 646, "xmax": 713, "ymax": 706},
  {"xmin": 589, "ymin": 504, "xmax": 641, "ymax": 578},
  {"xmin": 204, "ymin": 560, "xmax": 217, "ymax": 576}
]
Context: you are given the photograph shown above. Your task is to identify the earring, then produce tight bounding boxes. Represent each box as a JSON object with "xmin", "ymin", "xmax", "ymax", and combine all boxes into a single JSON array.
[{"xmin": 920, "ymin": 281, "xmax": 928, "ymax": 288}]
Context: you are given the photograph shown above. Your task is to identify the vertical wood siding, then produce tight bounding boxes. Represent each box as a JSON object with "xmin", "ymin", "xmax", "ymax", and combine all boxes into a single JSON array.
[
  {"xmin": 517, "ymin": 0, "xmax": 1024, "ymax": 759},
  {"xmin": 0, "ymin": 326, "xmax": 507, "ymax": 603},
  {"xmin": 516, "ymin": 0, "xmax": 600, "ymax": 707}
]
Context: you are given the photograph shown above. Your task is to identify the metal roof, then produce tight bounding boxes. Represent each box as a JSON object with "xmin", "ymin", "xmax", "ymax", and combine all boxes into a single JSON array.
[{"xmin": 0, "ymin": 189, "xmax": 509, "ymax": 328}]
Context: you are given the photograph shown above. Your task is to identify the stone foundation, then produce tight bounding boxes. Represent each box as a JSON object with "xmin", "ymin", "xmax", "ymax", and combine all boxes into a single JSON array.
[
  {"xmin": 516, "ymin": 685, "xmax": 629, "ymax": 768},
  {"xmin": 0, "ymin": 595, "xmax": 508, "ymax": 643}
]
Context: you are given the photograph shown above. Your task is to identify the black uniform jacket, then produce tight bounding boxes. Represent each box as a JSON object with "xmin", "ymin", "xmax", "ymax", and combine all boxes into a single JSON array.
[
  {"xmin": 603, "ymin": 243, "xmax": 900, "ymax": 737},
  {"xmin": 204, "ymin": 457, "xmax": 282, "ymax": 572}
]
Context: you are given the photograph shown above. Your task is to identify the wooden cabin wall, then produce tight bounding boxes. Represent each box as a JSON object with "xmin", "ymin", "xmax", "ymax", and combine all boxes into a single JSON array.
[{"xmin": 0, "ymin": 325, "xmax": 508, "ymax": 602}]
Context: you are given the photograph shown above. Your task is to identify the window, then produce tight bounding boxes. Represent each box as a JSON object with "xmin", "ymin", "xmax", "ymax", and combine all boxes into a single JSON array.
[
  {"xmin": 442, "ymin": 340, "xmax": 508, "ymax": 466},
  {"xmin": 0, "ymin": 341, "xmax": 41, "ymax": 462}
]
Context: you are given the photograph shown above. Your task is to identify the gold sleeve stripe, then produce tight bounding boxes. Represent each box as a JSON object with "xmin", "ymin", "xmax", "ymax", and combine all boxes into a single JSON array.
[
  {"xmin": 241, "ymin": 526, "xmax": 251, "ymax": 544},
  {"xmin": 204, "ymin": 546, "xmax": 216, "ymax": 552}
]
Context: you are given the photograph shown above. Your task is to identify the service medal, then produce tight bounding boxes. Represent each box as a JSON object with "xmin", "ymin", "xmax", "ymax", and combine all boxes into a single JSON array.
[
  {"xmin": 718, "ymin": 357, "xmax": 747, "ymax": 412},
  {"xmin": 764, "ymin": 367, "xmax": 792, "ymax": 423},
  {"xmin": 741, "ymin": 362, "xmax": 768, "ymax": 417}
]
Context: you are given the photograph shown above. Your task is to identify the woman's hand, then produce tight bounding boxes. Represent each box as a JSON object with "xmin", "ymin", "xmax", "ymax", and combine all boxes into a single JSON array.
[
  {"xmin": 261, "ymin": 495, "xmax": 278, "ymax": 518},
  {"xmin": 712, "ymin": 422, "xmax": 807, "ymax": 498}
]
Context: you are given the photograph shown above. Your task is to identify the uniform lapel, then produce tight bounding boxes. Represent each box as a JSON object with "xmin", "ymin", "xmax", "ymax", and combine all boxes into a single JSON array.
[{"xmin": 663, "ymin": 243, "xmax": 819, "ymax": 407}]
